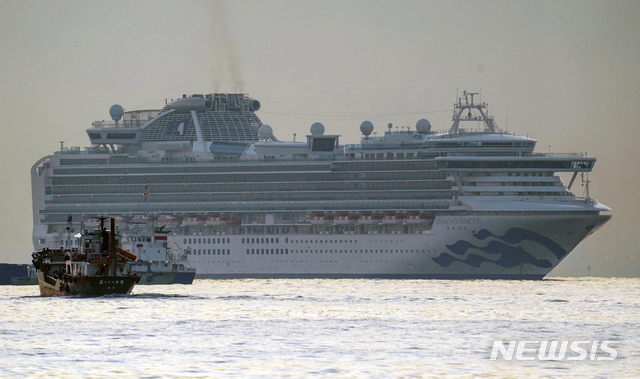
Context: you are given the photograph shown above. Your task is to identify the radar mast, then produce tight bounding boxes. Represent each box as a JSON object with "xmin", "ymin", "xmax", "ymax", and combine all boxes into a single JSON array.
[{"xmin": 449, "ymin": 90, "xmax": 496, "ymax": 134}]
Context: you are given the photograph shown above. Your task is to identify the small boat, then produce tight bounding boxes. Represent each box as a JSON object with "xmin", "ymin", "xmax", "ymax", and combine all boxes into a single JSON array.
[
  {"xmin": 310, "ymin": 215, "xmax": 333, "ymax": 225},
  {"xmin": 83, "ymin": 217, "xmax": 100, "ymax": 228},
  {"xmin": 31, "ymin": 217, "xmax": 140, "ymax": 297},
  {"xmin": 382, "ymin": 214, "xmax": 404, "ymax": 225},
  {"xmin": 155, "ymin": 215, "xmax": 180, "ymax": 229},
  {"xmin": 130, "ymin": 214, "xmax": 149, "ymax": 225},
  {"xmin": 114, "ymin": 216, "xmax": 129, "ymax": 226},
  {"xmin": 405, "ymin": 214, "xmax": 434, "ymax": 225},
  {"xmin": 358, "ymin": 215, "xmax": 380, "ymax": 225},
  {"xmin": 228, "ymin": 217, "xmax": 241, "ymax": 225},
  {"xmin": 334, "ymin": 215, "xmax": 358, "ymax": 225},
  {"xmin": 124, "ymin": 227, "xmax": 195, "ymax": 285},
  {"xmin": 206, "ymin": 216, "xmax": 229, "ymax": 226},
  {"xmin": 182, "ymin": 216, "xmax": 206, "ymax": 226}
]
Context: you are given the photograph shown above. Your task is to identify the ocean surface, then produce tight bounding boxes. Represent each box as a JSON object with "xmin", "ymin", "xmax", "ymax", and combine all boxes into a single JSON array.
[{"xmin": 0, "ymin": 278, "xmax": 638, "ymax": 378}]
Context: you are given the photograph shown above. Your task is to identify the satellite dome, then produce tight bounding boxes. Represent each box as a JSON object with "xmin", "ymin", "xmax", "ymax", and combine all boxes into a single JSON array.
[
  {"xmin": 258, "ymin": 124, "xmax": 273, "ymax": 140},
  {"xmin": 416, "ymin": 118, "xmax": 431, "ymax": 134},
  {"xmin": 310, "ymin": 122, "xmax": 325, "ymax": 136},
  {"xmin": 109, "ymin": 104, "xmax": 124, "ymax": 122},
  {"xmin": 360, "ymin": 121, "xmax": 374, "ymax": 137}
]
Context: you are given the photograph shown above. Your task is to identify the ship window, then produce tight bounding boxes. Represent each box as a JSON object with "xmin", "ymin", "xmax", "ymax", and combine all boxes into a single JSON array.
[
  {"xmin": 227, "ymin": 238, "xmax": 230, "ymax": 244},
  {"xmin": 227, "ymin": 249, "xmax": 230, "ymax": 255},
  {"xmin": 285, "ymin": 238, "xmax": 288, "ymax": 243},
  {"xmin": 242, "ymin": 238, "xmax": 245, "ymax": 244},
  {"xmin": 261, "ymin": 238, "xmax": 264, "ymax": 244},
  {"xmin": 217, "ymin": 238, "xmax": 221, "ymax": 244},
  {"xmin": 208, "ymin": 238, "xmax": 211, "ymax": 243},
  {"xmin": 106, "ymin": 133, "xmax": 136, "ymax": 139},
  {"xmin": 246, "ymin": 249, "xmax": 249, "ymax": 254},
  {"xmin": 285, "ymin": 249, "xmax": 288, "ymax": 254},
  {"xmin": 271, "ymin": 238, "xmax": 274, "ymax": 243}
]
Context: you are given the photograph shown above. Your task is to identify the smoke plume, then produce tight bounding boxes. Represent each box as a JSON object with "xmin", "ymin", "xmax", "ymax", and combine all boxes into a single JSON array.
[{"xmin": 211, "ymin": 0, "xmax": 244, "ymax": 93}]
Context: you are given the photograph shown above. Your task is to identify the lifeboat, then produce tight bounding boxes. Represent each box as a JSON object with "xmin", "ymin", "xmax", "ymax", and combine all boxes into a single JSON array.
[
  {"xmin": 382, "ymin": 214, "xmax": 404, "ymax": 225},
  {"xmin": 182, "ymin": 216, "xmax": 205, "ymax": 226},
  {"xmin": 156, "ymin": 215, "xmax": 180, "ymax": 228},
  {"xmin": 406, "ymin": 214, "xmax": 434, "ymax": 225},
  {"xmin": 115, "ymin": 216, "xmax": 129, "ymax": 226},
  {"xmin": 228, "ymin": 218, "xmax": 242, "ymax": 225},
  {"xmin": 334, "ymin": 215, "xmax": 358, "ymax": 225},
  {"xmin": 83, "ymin": 217, "xmax": 100, "ymax": 228},
  {"xmin": 358, "ymin": 215, "xmax": 380, "ymax": 225},
  {"xmin": 206, "ymin": 216, "xmax": 229, "ymax": 226},
  {"xmin": 310, "ymin": 215, "xmax": 333, "ymax": 225},
  {"xmin": 130, "ymin": 215, "xmax": 149, "ymax": 225}
]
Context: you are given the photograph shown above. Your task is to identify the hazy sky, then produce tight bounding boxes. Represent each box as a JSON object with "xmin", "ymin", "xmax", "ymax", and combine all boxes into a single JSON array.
[{"xmin": 0, "ymin": 0, "xmax": 638, "ymax": 276}]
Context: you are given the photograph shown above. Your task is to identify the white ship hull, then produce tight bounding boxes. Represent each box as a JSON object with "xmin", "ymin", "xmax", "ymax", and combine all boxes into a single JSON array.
[{"xmin": 177, "ymin": 214, "xmax": 610, "ymax": 279}]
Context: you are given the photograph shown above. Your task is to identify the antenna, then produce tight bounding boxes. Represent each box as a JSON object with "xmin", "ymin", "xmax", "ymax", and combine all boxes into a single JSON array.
[{"xmin": 506, "ymin": 105, "xmax": 508, "ymax": 133}]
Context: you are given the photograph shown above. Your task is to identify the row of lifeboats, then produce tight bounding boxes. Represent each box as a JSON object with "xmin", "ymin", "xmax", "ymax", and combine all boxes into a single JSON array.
[
  {"xmin": 82, "ymin": 215, "xmax": 242, "ymax": 228},
  {"xmin": 82, "ymin": 213, "xmax": 434, "ymax": 228},
  {"xmin": 311, "ymin": 214, "xmax": 434, "ymax": 225}
]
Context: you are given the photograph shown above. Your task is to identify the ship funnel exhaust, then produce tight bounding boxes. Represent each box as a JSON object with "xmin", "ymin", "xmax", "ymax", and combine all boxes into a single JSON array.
[{"xmin": 167, "ymin": 97, "xmax": 214, "ymax": 112}]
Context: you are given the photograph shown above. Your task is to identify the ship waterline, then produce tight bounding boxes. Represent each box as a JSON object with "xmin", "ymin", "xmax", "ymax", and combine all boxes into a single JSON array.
[{"xmin": 31, "ymin": 91, "xmax": 611, "ymax": 279}]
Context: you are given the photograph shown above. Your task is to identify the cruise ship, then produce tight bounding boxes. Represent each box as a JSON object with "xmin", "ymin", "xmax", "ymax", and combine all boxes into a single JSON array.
[{"xmin": 31, "ymin": 91, "xmax": 611, "ymax": 279}]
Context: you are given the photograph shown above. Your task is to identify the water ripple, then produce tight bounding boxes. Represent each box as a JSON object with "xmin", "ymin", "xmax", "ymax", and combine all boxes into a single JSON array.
[{"xmin": 0, "ymin": 278, "xmax": 638, "ymax": 378}]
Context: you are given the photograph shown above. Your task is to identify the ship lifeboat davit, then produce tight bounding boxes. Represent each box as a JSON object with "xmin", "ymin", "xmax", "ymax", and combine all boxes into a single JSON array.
[
  {"xmin": 334, "ymin": 215, "xmax": 358, "ymax": 225},
  {"xmin": 406, "ymin": 214, "xmax": 434, "ymax": 225},
  {"xmin": 156, "ymin": 215, "xmax": 180, "ymax": 228},
  {"xmin": 310, "ymin": 215, "xmax": 333, "ymax": 225},
  {"xmin": 358, "ymin": 215, "xmax": 380, "ymax": 225},
  {"xmin": 382, "ymin": 214, "xmax": 404, "ymax": 225},
  {"xmin": 183, "ymin": 216, "xmax": 206, "ymax": 226},
  {"xmin": 206, "ymin": 216, "xmax": 229, "ymax": 226}
]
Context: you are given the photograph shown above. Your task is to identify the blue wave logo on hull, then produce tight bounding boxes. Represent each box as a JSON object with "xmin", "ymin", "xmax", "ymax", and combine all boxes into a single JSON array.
[{"xmin": 432, "ymin": 227, "xmax": 568, "ymax": 269}]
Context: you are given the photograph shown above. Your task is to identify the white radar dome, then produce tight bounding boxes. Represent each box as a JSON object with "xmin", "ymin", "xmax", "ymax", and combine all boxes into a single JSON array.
[
  {"xmin": 310, "ymin": 122, "xmax": 325, "ymax": 136},
  {"xmin": 109, "ymin": 104, "xmax": 124, "ymax": 122},
  {"xmin": 258, "ymin": 124, "xmax": 273, "ymax": 140},
  {"xmin": 416, "ymin": 118, "xmax": 431, "ymax": 133},
  {"xmin": 360, "ymin": 121, "xmax": 374, "ymax": 137}
]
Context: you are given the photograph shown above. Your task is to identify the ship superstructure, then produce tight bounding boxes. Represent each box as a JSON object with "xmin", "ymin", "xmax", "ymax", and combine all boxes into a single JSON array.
[{"xmin": 31, "ymin": 91, "xmax": 611, "ymax": 279}]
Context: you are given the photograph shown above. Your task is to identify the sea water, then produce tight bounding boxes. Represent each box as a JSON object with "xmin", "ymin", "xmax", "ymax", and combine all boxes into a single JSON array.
[{"xmin": 0, "ymin": 278, "xmax": 638, "ymax": 378}]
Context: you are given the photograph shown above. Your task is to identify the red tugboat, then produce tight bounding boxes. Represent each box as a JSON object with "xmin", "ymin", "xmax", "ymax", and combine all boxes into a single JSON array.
[{"xmin": 31, "ymin": 217, "xmax": 140, "ymax": 297}]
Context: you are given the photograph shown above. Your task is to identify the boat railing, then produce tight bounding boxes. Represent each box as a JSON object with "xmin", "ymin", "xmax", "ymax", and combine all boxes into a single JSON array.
[
  {"xmin": 532, "ymin": 152, "xmax": 588, "ymax": 158},
  {"xmin": 91, "ymin": 121, "xmax": 143, "ymax": 129}
]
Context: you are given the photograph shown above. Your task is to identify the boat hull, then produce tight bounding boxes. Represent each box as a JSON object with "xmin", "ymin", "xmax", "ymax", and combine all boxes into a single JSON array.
[
  {"xmin": 184, "ymin": 213, "xmax": 611, "ymax": 280},
  {"xmin": 37, "ymin": 272, "xmax": 140, "ymax": 297}
]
